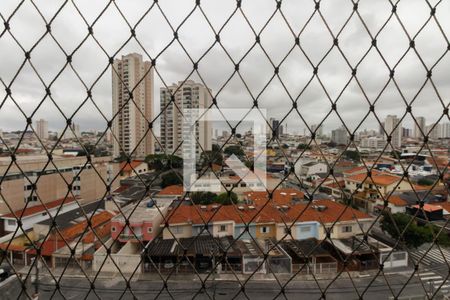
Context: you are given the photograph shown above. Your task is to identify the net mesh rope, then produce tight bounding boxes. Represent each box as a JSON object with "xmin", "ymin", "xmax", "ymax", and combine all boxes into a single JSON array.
[{"xmin": 0, "ymin": 0, "xmax": 449, "ymax": 299}]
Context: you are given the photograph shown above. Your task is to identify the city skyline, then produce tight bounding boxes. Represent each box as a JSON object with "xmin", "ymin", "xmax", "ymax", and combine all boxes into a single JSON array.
[{"xmin": 0, "ymin": 1, "xmax": 448, "ymax": 135}]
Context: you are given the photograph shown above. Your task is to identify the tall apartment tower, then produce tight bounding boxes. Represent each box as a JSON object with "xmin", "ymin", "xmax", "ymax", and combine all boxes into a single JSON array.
[
  {"xmin": 160, "ymin": 80, "xmax": 212, "ymax": 156},
  {"xmin": 384, "ymin": 115, "xmax": 402, "ymax": 149},
  {"xmin": 35, "ymin": 119, "xmax": 49, "ymax": 140},
  {"xmin": 331, "ymin": 126, "xmax": 349, "ymax": 145},
  {"xmin": 414, "ymin": 116, "xmax": 426, "ymax": 139},
  {"xmin": 112, "ymin": 53, "xmax": 154, "ymax": 158}
]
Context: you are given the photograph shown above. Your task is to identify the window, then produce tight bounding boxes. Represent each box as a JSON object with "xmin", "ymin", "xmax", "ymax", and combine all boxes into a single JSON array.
[
  {"xmin": 24, "ymin": 185, "xmax": 32, "ymax": 191},
  {"xmin": 300, "ymin": 226, "xmax": 311, "ymax": 232},
  {"xmin": 393, "ymin": 252, "xmax": 406, "ymax": 261},
  {"xmin": 147, "ymin": 227, "xmax": 153, "ymax": 233},
  {"xmin": 7, "ymin": 220, "xmax": 16, "ymax": 226},
  {"xmin": 342, "ymin": 225, "xmax": 352, "ymax": 233},
  {"xmin": 260, "ymin": 226, "xmax": 270, "ymax": 234},
  {"xmin": 219, "ymin": 225, "xmax": 227, "ymax": 232},
  {"xmin": 326, "ymin": 226, "xmax": 334, "ymax": 234},
  {"xmin": 111, "ymin": 226, "xmax": 116, "ymax": 232},
  {"xmin": 172, "ymin": 226, "xmax": 183, "ymax": 234}
]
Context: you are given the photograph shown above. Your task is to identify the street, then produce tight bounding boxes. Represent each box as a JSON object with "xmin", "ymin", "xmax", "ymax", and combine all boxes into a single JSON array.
[{"xmin": 14, "ymin": 272, "xmax": 448, "ymax": 300}]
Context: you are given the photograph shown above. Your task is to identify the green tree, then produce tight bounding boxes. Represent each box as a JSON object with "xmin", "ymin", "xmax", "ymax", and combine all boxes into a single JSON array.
[
  {"xmin": 343, "ymin": 150, "xmax": 361, "ymax": 162},
  {"xmin": 199, "ymin": 150, "xmax": 223, "ymax": 168},
  {"xmin": 190, "ymin": 192, "xmax": 217, "ymax": 205},
  {"xmin": 161, "ymin": 171, "xmax": 182, "ymax": 188},
  {"xmin": 145, "ymin": 154, "xmax": 183, "ymax": 171},
  {"xmin": 224, "ymin": 145, "xmax": 245, "ymax": 157},
  {"xmin": 215, "ymin": 192, "xmax": 238, "ymax": 205},
  {"xmin": 380, "ymin": 212, "xmax": 437, "ymax": 248},
  {"xmin": 417, "ymin": 178, "xmax": 434, "ymax": 186},
  {"xmin": 297, "ymin": 143, "xmax": 311, "ymax": 150}
]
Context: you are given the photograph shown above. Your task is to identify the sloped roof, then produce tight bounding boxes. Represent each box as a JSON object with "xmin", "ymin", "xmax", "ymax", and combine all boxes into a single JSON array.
[
  {"xmin": 346, "ymin": 170, "xmax": 402, "ymax": 186},
  {"xmin": 2, "ymin": 196, "xmax": 78, "ymax": 219},
  {"xmin": 157, "ymin": 185, "xmax": 184, "ymax": 196}
]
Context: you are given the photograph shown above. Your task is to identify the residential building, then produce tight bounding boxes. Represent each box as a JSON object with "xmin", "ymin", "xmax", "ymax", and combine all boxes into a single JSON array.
[
  {"xmin": 112, "ymin": 53, "xmax": 154, "ymax": 159},
  {"xmin": 414, "ymin": 116, "xmax": 426, "ymax": 139},
  {"xmin": 344, "ymin": 169, "xmax": 414, "ymax": 212},
  {"xmin": 311, "ymin": 124, "xmax": 323, "ymax": 137},
  {"xmin": 439, "ymin": 122, "xmax": 450, "ymax": 138},
  {"xmin": 0, "ymin": 155, "xmax": 120, "ymax": 220},
  {"xmin": 35, "ymin": 119, "xmax": 48, "ymax": 140},
  {"xmin": 160, "ymin": 80, "xmax": 212, "ymax": 156},
  {"xmin": 299, "ymin": 161, "xmax": 328, "ymax": 176},
  {"xmin": 360, "ymin": 136, "xmax": 385, "ymax": 149},
  {"xmin": 119, "ymin": 160, "xmax": 148, "ymax": 178},
  {"xmin": 110, "ymin": 199, "xmax": 169, "ymax": 243},
  {"xmin": 269, "ymin": 118, "xmax": 282, "ymax": 139},
  {"xmin": 62, "ymin": 123, "xmax": 80, "ymax": 140},
  {"xmin": 383, "ymin": 115, "xmax": 402, "ymax": 149},
  {"xmin": 163, "ymin": 199, "xmax": 373, "ymax": 242},
  {"xmin": 331, "ymin": 126, "xmax": 348, "ymax": 145}
]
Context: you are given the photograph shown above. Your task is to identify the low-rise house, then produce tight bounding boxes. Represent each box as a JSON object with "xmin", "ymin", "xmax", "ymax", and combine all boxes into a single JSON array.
[
  {"xmin": 374, "ymin": 195, "xmax": 408, "ymax": 214},
  {"xmin": 1, "ymin": 196, "xmax": 80, "ymax": 232},
  {"xmin": 111, "ymin": 199, "xmax": 170, "ymax": 243},
  {"xmin": 280, "ymin": 238, "xmax": 338, "ymax": 275},
  {"xmin": 119, "ymin": 160, "xmax": 149, "ymax": 178},
  {"xmin": 299, "ymin": 162, "xmax": 328, "ymax": 177},
  {"xmin": 326, "ymin": 235, "xmax": 408, "ymax": 271},
  {"xmin": 279, "ymin": 200, "xmax": 373, "ymax": 241},
  {"xmin": 344, "ymin": 169, "xmax": 415, "ymax": 212},
  {"xmin": 164, "ymin": 199, "xmax": 373, "ymax": 243}
]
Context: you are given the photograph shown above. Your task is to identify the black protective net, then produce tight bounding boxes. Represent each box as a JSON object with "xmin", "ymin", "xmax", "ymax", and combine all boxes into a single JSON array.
[{"xmin": 0, "ymin": 0, "xmax": 449, "ymax": 299}]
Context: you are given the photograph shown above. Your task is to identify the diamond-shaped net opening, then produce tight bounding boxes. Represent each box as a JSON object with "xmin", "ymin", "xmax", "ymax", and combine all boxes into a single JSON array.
[{"xmin": 0, "ymin": 0, "xmax": 449, "ymax": 299}]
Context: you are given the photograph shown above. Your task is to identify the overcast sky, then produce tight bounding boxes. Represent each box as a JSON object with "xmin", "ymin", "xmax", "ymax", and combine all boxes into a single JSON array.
[{"xmin": 0, "ymin": 0, "xmax": 449, "ymax": 135}]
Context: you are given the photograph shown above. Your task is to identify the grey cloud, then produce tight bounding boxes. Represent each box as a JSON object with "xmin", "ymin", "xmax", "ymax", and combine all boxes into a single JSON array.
[{"xmin": 0, "ymin": 0, "xmax": 449, "ymax": 135}]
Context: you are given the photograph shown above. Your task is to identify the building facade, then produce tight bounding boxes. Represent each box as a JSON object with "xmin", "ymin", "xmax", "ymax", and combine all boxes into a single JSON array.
[
  {"xmin": 35, "ymin": 119, "xmax": 48, "ymax": 140},
  {"xmin": 383, "ymin": 115, "xmax": 402, "ymax": 149},
  {"xmin": 331, "ymin": 126, "xmax": 349, "ymax": 145},
  {"xmin": 160, "ymin": 80, "xmax": 212, "ymax": 156},
  {"xmin": 414, "ymin": 116, "xmax": 426, "ymax": 139},
  {"xmin": 112, "ymin": 53, "xmax": 154, "ymax": 159}
]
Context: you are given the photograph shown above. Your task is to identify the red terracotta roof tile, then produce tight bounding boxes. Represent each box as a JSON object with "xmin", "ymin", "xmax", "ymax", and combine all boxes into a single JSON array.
[
  {"xmin": 2, "ymin": 197, "xmax": 78, "ymax": 219},
  {"xmin": 158, "ymin": 185, "xmax": 184, "ymax": 196}
]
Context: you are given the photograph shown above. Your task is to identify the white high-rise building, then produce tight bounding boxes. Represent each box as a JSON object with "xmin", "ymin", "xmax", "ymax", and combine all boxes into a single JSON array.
[
  {"xmin": 112, "ymin": 53, "xmax": 154, "ymax": 158},
  {"xmin": 384, "ymin": 115, "xmax": 402, "ymax": 149},
  {"xmin": 427, "ymin": 123, "xmax": 441, "ymax": 139},
  {"xmin": 63, "ymin": 123, "xmax": 80, "ymax": 140},
  {"xmin": 414, "ymin": 116, "xmax": 426, "ymax": 139},
  {"xmin": 440, "ymin": 122, "xmax": 450, "ymax": 138},
  {"xmin": 311, "ymin": 124, "xmax": 323, "ymax": 137},
  {"xmin": 160, "ymin": 80, "xmax": 212, "ymax": 156},
  {"xmin": 35, "ymin": 118, "xmax": 49, "ymax": 140}
]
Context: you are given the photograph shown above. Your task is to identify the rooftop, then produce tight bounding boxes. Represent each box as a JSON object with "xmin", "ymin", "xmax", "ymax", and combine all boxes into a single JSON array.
[{"xmin": 2, "ymin": 196, "xmax": 78, "ymax": 219}]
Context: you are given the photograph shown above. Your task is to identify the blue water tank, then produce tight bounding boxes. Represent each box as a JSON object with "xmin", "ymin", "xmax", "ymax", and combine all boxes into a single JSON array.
[{"xmin": 147, "ymin": 200, "xmax": 154, "ymax": 208}]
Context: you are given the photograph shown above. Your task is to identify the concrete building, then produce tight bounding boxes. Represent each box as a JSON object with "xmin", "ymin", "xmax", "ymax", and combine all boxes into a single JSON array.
[
  {"xmin": 112, "ymin": 53, "xmax": 154, "ymax": 159},
  {"xmin": 62, "ymin": 123, "xmax": 80, "ymax": 140},
  {"xmin": 440, "ymin": 122, "xmax": 450, "ymax": 138},
  {"xmin": 360, "ymin": 136, "xmax": 385, "ymax": 149},
  {"xmin": 110, "ymin": 199, "xmax": 169, "ymax": 243},
  {"xmin": 383, "ymin": 115, "xmax": 402, "ymax": 149},
  {"xmin": 0, "ymin": 155, "xmax": 120, "ymax": 222},
  {"xmin": 311, "ymin": 124, "xmax": 323, "ymax": 137},
  {"xmin": 35, "ymin": 119, "xmax": 48, "ymax": 140},
  {"xmin": 426, "ymin": 123, "xmax": 440, "ymax": 139},
  {"xmin": 160, "ymin": 80, "xmax": 212, "ymax": 155},
  {"xmin": 299, "ymin": 162, "xmax": 328, "ymax": 176},
  {"xmin": 414, "ymin": 116, "xmax": 426, "ymax": 139},
  {"xmin": 331, "ymin": 126, "xmax": 348, "ymax": 145}
]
